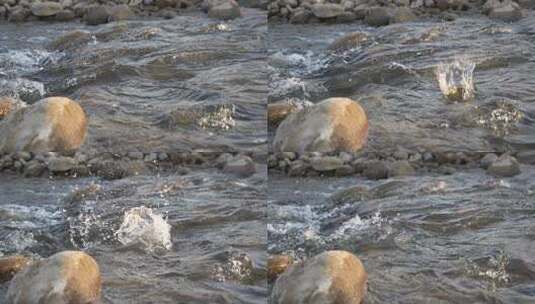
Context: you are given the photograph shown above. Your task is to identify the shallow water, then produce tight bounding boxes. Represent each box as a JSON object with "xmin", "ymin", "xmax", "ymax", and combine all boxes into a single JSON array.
[
  {"xmin": 0, "ymin": 9, "xmax": 267, "ymax": 153},
  {"xmin": 0, "ymin": 164, "xmax": 267, "ymax": 303},
  {"xmin": 268, "ymin": 13, "xmax": 535, "ymax": 153},
  {"xmin": 268, "ymin": 167, "xmax": 535, "ymax": 303}
]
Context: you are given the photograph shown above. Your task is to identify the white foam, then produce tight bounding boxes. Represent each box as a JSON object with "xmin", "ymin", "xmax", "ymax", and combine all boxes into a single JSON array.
[{"xmin": 115, "ymin": 206, "xmax": 172, "ymax": 251}]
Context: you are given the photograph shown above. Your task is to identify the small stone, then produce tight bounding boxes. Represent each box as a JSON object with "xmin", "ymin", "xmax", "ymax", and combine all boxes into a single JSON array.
[
  {"xmin": 480, "ymin": 153, "xmax": 498, "ymax": 169},
  {"xmin": 363, "ymin": 160, "xmax": 389, "ymax": 180},
  {"xmin": 487, "ymin": 154, "xmax": 520, "ymax": 177},
  {"xmin": 208, "ymin": 0, "xmax": 241, "ymax": 20},
  {"xmin": 158, "ymin": 152, "xmax": 169, "ymax": 161},
  {"xmin": 128, "ymin": 152, "xmax": 144, "ymax": 160},
  {"xmin": 222, "ymin": 155, "xmax": 256, "ymax": 177},
  {"xmin": 47, "ymin": 156, "xmax": 76, "ymax": 172},
  {"xmin": 388, "ymin": 160, "xmax": 415, "ymax": 177},
  {"xmin": 54, "ymin": 9, "xmax": 75, "ymax": 21},
  {"xmin": 109, "ymin": 4, "xmax": 133, "ymax": 21},
  {"xmin": 391, "ymin": 7, "xmax": 417, "ymax": 23},
  {"xmin": 335, "ymin": 165, "xmax": 355, "ymax": 176},
  {"xmin": 31, "ymin": 1, "xmax": 63, "ymax": 17},
  {"xmin": 288, "ymin": 160, "xmax": 309, "ymax": 177},
  {"xmin": 15, "ymin": 151, "xmax": 32, "ymax": 161},
  {"xmin": 311, "ymin": 3, "xmax": 344, "ymax": 18},
  {"xmin": 364, "ymin": 7, "xmax": 392, "ymax": 26},
  {"xmin": 144, "ymin": 152, "xmax": 159, "ymax": 162},
  {"xmin": 393, "ymin": 147, "xmax": 409, "ymax": 160},
  {"xmin": 85, "ymin": 5, "xmax": 111, "ymax": 25},
  {"xmin": 310, "ymin": 156, "xmax": 344, "ymax": 172},
  {"xmin": 24, "ymin": 160, "xmax": 46, "ymax": 177}
]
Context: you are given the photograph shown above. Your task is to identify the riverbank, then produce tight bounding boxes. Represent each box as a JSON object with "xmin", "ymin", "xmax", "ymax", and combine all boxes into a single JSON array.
[{"xmin": 268, "ymin": 0, "xmax": 532, "ymax": 24}]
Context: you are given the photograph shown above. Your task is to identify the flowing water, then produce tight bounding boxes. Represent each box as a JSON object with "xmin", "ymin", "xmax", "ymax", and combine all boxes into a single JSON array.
[
  {"xmin": 268, "ymin": 13, "xmax": 535, "ymax": 153},
  {"xmin": 268, "ymin": 168, "xmax": 535, "ymax": 303},
  {"xmin": 0, "ymin": 9, "xmax": 267, "ymax": 153},
  {"xmin": 0, "ymin": 163, "xmax": 267, "ymax": 303}
]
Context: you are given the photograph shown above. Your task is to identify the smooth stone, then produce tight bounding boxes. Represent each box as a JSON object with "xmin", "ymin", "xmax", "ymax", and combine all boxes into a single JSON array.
[
  {"xmin": 487, "ymin": 154, "xmax": 520, "ymax": 177},
  {"xmin": 109, "ymin": 4, "xmax": 133, "ymax": 21},
  {"xmin": 388, "ymin": 160, "xmax": 415, "ymax": 177},
  {"xmin": 273, "ymin": 98, "xmax": 368, "ymax": 153},
  {"xmin": 47, "ymin": 156, "xmax": 76, "ymax": 172},
  {"xmin": 363, "ymin": 160, "xmax": 389, "ymax": 180},
  {"xmin": 0, "ymin": 97, "xmax": 88, "ymax": 154},
  {"xmin": 488, "ymin": 3, "xmax": 522, "ymax": 22},
  {"xmin": 364, "ymin": 7, "xmax": 392, "ymax": 26},
  {"xmin": 222, "ymin": 155, "xmax": 256, "ymax": 177},
  {"xmin": 6, "ymin": 251, "xmax": 101, "ymax": 304},
  {"xmin": 127, "ymin": 151, "xmax": 144, "ymax": 160},
  {"xmin": 271, "ymin": 251, "xmax": 367, "ymax": 304},
  {"xmin": 31, "ymin": 2, "xmax": 63, "ymax": 17},
  {"xmin": 311, "ymin": 3, "xmax": 344, "ymax": 18},
  {"xmin": 54, "ymin": 9, "xmax": 75, "ymax": 21},
  {"xmin": 23, "ymin": 160, "xmax": 46, "ymax": 177},
  {"xmin": 208, "ymin": 0, "xmax": 241, "ymax": 20},
  {"xmin": 480, "ymin": 153, "xmax": 498, "ymax": 169},
  {"xmin": 310, "ymin": 156, "xmax": 344, "ymax": 172},
  {"xmin": 391, "ymin": 7, "xmax": 417, "ymax": 23},
  {"xmin": 85, "ymin": 5, "xmax": 111, "ymax": 25},
  {"xmin": 0, "ymin": 256, "xmax": 31, "ymax": 284}
]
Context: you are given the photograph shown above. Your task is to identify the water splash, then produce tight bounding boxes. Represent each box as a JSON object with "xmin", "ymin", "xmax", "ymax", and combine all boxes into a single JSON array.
[
  {"xmin": 436, "ymin": 59, "xmax": 475, "ymax": 102},
  {"xmin": 212, "ymin": 251, "xmax": 253, "ymax": 282},
  {"xmin": 115, "ymin": 206, "xmax": 172, "ymax": 252},
  {"xmin": 197, "ymin": 104, "xmax": 236, "ymax": 131}
]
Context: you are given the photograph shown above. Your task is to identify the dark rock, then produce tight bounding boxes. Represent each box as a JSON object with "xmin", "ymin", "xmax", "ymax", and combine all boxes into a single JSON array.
[
  {"xmin": 23, "ymin": 160, "xmax": 46, "ymax": 177},
  {"xmin": 208, "ymin": 0, "xmax": 241, "ymax": 20},
  {"xmin": 480, "ymin": 153, "xmax": 498, "ymax": 169},
  {"xmin": 487, "ymin": 154, "xmax": 520, "ymax": 177},
  {"xmin": 109, "ymin": 4, "xmax": 133, "ymax": 21},
  {"xmin": 54, "ymin": 9, "xmax": 75, "ymax": 21},
  {"xmin": 363, "ymin": 160, "xmax": 389, "ymax": 180},
  {"xmin": 85, "ymin": 5, "xmax": 110, "ymax": 25},
  {"xmin": 364, "ymin": 7, "xmax": 391, "ymax": 26}
]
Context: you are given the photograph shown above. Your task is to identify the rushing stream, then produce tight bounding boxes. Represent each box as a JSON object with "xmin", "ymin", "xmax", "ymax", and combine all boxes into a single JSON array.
[
  {"xmin": 1, "ymin": 8, "xmax": 267, "ymax": 153},
  {"xmin": 0, "ymin": 163, "xmax": 267, "ymax": 303},
  {"xmin": 269, "ymin": 13, "xmax": 535, "ymax": 154}
]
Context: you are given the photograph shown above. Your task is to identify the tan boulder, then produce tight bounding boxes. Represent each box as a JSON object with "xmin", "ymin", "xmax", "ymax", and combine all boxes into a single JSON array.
[
  {"xmin": 0, "ymin": 97, "xmax": 16, "ymax": 119},
  {"xmin": 0, "ymin": 256, "xmax": 32, "ymax": 284},
  {"xmin": 0, "ymin": 97, "xmax": 88, "ymax": 154},
  {"xmin": 273, "ymin": 98, "xmax": 368, "ymax": 153},
  {"xmin": 271, "ymin": 250, "xmax": 368, "ymax": 304},
  {"xmin": 268, "ymin": 254, "xmax": 294, "ymax": 282},
  {"xmin": 268, "ymin": 102, "xmax": 298, "ymax": 127},
  {"xmin": 6, "ymin": 251, "xmax": 101, "ymax": 304}
]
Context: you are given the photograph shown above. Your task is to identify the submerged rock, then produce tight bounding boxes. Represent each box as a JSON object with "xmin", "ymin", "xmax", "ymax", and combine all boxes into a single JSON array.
[
  {"xmin": 0, "ymin": 256, "xmax": 31, "ymax": 284},
  {"xmin": 220, "ymin": 154, "xmax": 257, "ymax": 177},
  {"xmin": 6, "ymin": 251, "xmax": 101, "ymax": 304},
  {"xmin": 487, "ymin": 154, "xmax": 520, "ymax": 177},
  {"xmin": 328, "ymin": 32, "xmax": 369, "ymax": 53},
  {"xmin": 0, "ymin": 97, "xmax": 88, "ymax": 154},
  {"xmin": 273, "ymin": 98, "xmax": 368, "ymax": 153},
  {"xmin": 271, "ymin": 250, "xmax": 367, "ymax": 304}
]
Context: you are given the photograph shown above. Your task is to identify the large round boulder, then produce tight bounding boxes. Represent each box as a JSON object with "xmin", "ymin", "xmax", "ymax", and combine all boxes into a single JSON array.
[
  {"xmin": 273, "ymin": 98, "xmax": 368, "ymax": 153},
  {"xmin": 6, "ymin": 251, "xmax": 101, "ymax": 304},
  {"xmin": 0, "ymin": 97, "xmax": 88, "ymax": 154},
  {"xmin": 271, "ymin": 250, "xmax": 368, "ymax": 304}
]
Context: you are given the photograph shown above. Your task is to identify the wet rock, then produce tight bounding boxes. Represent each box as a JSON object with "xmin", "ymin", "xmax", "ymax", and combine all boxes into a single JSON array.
[
  {"xmin": 144, "ymin": 152, "xmax": 159, "ymax": 162},
  {"xmin": 109, "ymin": 4, "xmax": 133, "ymax": 21},
  {"xmin": 85, "ymin": 5, "xmax": 111, "ymax": 25},
  {"xmin": 30, "ymin": 1, "xmax": 63, "ymax": 17},
  {"xmin": 47, "ymin": 30, "xmax": 92, "ymax": 52},
  {"xmin": 268, "ymin": 255, "xmax": 293, "ymax": 283},
  {"xmin": 484, "ymin": 0, "xmax": 522, "ymax": 22},
  {"xmin": 310, "ymin": 156, "xmax": 344, "ymax": 172},
  {"xmin": 273, "ymin": 98, "xmax": 368, "ymax": 153},
  {"xmin": 47, "ymin": 156, "xmax": 77, "ymax": 173},
  {"xmin": 388, "ymin": 160, "xmax": 415, "ymax": 177},
  {"xmin": 516, "ymin": 151, "xmax": 535, "ymax": 165},
  {"xmin": 222, "ymin": 155, "xmax": 256, "ymax": 177},
  {"xmin": 0, "ymin": 97, "xmax": 16, "ymax": 119},
  {"xmin": 480, "ymin": 153, "xmax": 498, "ymax": 169},
  {"xmin": 288, "ymin": 160, "xmax": 310, "ymax": 176},
  {"xmin": 127, "ymin": 151, "xmax": 144, "ymax": 160},
  {"xmin": 0, "ymin": 256, "xmax": 31, "ymax": 284},
  {"xmin": 328, "ymin": 32, "xmax": 368, "ymax": 53},
  {"xmin": 335, "ymin": 165, "xmax": 355, "ymax": 176},
  {"xmin": 311, "ymin": 3, "xmax": 344, "ymax": 18},
  {"xmin": 0, "ymin": 97, "xmax": 88, "ymax": 154},
  {"xmin": 271, "ymin": 251, "xmax": 367, "ymax": 304},
  {"xmin": 54, "ymin": 9, "xmax": 76, "ymax": 21},
  {"xmin": 363, "ymin": 160, "xmax": 389, "ymax": 180},
  {"xmin": 268, "ymin": 102, "xmax": 298, "ymax": 127},
  {"xmin": 207, "ymin": 0, "xmax": 241, "ymax": 20},
  {"xmin": 487, "ymin": 154, "xmax": 520, "ymax": 177},
  {"xmin": 364, "ymin": 7, "xmax": 392, "ymax": 26},
  {"xmin": 6, "ymin": 251, "xmax": 101, "ymax": 304},
  {"xmin": 289, "ymin": 8, "xmax": 311, "ymax": 23},
  {"xmin": 391, "ymin": 7, "xmax": 417, "ymax": 23},
  {"xmin": 91, "ymin": 160, "xmax": 127, "ymax": 180},
  {"xmin": 8, "ymin": 7, "xmax": 30, "ymax": 22},
  {"xmin": 23, "ymin": 160, "xmax": 46, "ymax": 177},
  {"xmin": 155, "ymin": 0, "xmax": 176, "ymax": 8}
]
